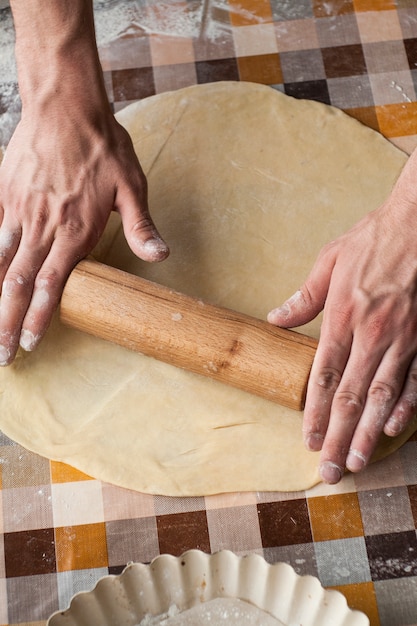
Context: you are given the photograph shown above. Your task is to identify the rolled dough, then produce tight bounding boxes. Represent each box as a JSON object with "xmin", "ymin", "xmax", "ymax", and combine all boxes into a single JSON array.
[{"xmin": 0, "ymin": 82, "xmax": 414, "ymax": 495}]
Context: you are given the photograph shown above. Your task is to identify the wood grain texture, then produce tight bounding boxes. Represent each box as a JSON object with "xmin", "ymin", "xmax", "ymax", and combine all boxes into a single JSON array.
[{"xmin": 60, "ymin": 259, "xmax": 318, "ymax": 411}]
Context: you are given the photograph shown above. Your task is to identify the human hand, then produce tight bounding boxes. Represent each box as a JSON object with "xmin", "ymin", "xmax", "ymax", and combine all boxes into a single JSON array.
[
  {"xmin": 0, "ymin": 107, "xmax": 168, "ymax": 365},
  {"xmin": 0, "ymin": 0, "xmax": 169, "ymax": 366},
  {"xmin": 268, "ymin": 154, "xmax": 417, "ymax": 483}
]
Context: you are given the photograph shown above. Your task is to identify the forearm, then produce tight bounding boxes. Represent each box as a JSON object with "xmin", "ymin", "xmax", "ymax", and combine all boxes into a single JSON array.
[{"xmin": 10, "ymin": 0, "xmax": 109, "ymax": 117}]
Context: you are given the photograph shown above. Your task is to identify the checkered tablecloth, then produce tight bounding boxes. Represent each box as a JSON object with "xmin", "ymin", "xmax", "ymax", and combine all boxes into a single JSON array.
[{"xmin": 2, "ymin": 1, "xmax": 417, "ymax": 625}]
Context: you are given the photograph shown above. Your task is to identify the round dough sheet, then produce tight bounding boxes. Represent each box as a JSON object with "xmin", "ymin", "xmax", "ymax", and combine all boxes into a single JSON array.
[{"xmin": 0, "ymin": 82, "xmax": 414, "ymax": 495}]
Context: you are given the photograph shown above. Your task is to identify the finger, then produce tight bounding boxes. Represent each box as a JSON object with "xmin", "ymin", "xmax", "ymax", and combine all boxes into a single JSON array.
[
  {"xmin": 0, "ymin": 226, "xmax": 21, "ymax": 285},
  {"xmin": 302, "ymin": 317, "xmax": 353, "ymax": 455},
  {"xmin": 268, "ymin": 242, "xmax": 336, "ymax": 327},
  {"xmin": 384, "ymin": 354, "xmax": 417, "ymax": 437},
  {"xmin": 19, "ymin": 269, "xmax": 62, "ymax": 352},
  {"xmin": 0, "ymin": 264, "xmax": 38, "ymax": 364},
  {"xmin": 0, "ymin": 222, "xmax": 83, "ymax": 360},
  {"xmin": 314, "ymin": 335, "xmax": 387, "ymax": 484},
  {"xmin": 0, "ymin": 208, "xmax": 57, "ymax": 361},
  {"xmin": 115, "ymin": 178, "xmax": 169, "ymax": 263},
  {"xmin": 345, "ymin": 346, "xmax": 408, "ymax": 473},
  {"xmin": 268, "ymin": 288, "xmax": 322, "ymax": 327},
  {"xmin": 20, "ymin": 239, "xmax": 85, "ymax": 352}
]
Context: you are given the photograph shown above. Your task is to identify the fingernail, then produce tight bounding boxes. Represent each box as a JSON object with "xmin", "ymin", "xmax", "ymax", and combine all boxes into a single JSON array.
[
  {"xmin": 20, "ymin": 329, "xmax": 37, "ymax": 352},
  {"xmin": 319, "ymin": 461, "xmax": 343, "ymax": 484},
  {"xmin": 384, "ymin": 416, "xmax": 402, "ymax": 436},
  {"xmin": 267, "ymin": 304, "xmax": 290, "ymax": 323},
  {"xmin": 0, "ymin": 344, "xmax": 11, "ymax": 366},
  {"xmin": 141, "ymin": 237, "xmax": 169, "ymax": 260},
  {"xmin": 305, "ymin": 432, "xmax": 324, "ymax": 451},
  {"xmin": 346, "ymin": 448, "xmax": 367, "ymax": 473}
]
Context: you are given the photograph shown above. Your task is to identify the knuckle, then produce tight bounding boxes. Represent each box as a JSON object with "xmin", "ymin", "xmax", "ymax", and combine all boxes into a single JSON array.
[
  {"xmin": 60, "ymin": 217, "xmax": 87, "ymax": 238},
  {"xmin": 35, "ymin": 268, "xmax": 62, "ymax": 293},
  {"xmin": 316, "ymin": 367, "xmax": 342, "ymax": 392},
  {"xmin": 28, "ymin": 270, "xmax": 60, "ymax": 312},
  {"xmin": 131, "ymin": 214, "xmax": 155, "ymax": 235},
  {"xmin": 37, "ymin": 266, "xmax": 60, "ymax": 283},
  {"xmin": 25, "ymin": 205, "xmax": 50, "ymax": 245},
  {"xmin": 387, "ymin": 408, "xmax": 409, "ymax": 433},
  {"xmin": 58, "ymin": 217, "xmax": 99, "ymax": 250},
  {"xmin": 395, "ymin": 392, "xmax": 417, "ymax": 420},
  {"xmin": 298, "ymin": 285, "xmax": 314, "ymax": 310},
  {"xmin": 2, "ymin": 271, "xmax": 31, "ymax": 297},
  {"xmin": 333, "ymin": 390, "xmax": 364, "ymax": 414},
  {"xmin": 368, "ymin": 380, "xmax": 396, "ymax": 404},
  {"xmin": 365, "ymin": 318, "xmax": 386, "ymax": 344},
  {"xmin": 404, "ymin": 390, "xmax": 417, "ymax": 409}
]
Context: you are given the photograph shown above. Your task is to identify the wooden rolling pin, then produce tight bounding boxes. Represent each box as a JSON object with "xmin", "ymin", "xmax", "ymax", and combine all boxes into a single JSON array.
[{"xmin": 60, "ymin": 259, "xmax": 318, "ymax": 411}]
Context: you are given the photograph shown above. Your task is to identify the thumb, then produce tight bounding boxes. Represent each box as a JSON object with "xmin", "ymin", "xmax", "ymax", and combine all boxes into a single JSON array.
[
  {"xmin": 268, "ymin": 246, "xmax": 336, "ymax": 328},
  {"xmin": 117, "ymin": 191, "xmax": 169, "ymax": 264},
  {"xmin": 267, "ymin": 288, "xmax": 322, "ymax": 328}
]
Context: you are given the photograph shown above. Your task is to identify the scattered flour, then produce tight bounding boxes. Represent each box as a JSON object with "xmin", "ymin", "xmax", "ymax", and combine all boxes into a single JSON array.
[
  {"xmin": 0, "ymin": 0, "xmax": 232, "ymax": 149},
  {"xmin": 137, "ymin": 598, "xmax": 285, "ymax": 625},
  {"xmin": 94, "ymin": 0, "xmax": 232, "ymax": 43},
  {"xmin": 0, "ymin": 5, "xmax": 19, "ymax": 148}
]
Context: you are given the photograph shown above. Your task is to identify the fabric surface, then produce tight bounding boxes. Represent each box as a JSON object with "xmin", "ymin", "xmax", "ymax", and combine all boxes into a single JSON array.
[{"xmin": 2, "ymin": 1, "xmax": 417, "ymax": 625}]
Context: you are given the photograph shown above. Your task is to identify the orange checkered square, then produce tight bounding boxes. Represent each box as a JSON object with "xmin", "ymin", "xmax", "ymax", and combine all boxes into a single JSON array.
[
  {"xmin": 55, "ymin": 523, "xmax": 108, "ymax": 572},
  {"xmin": 308, "ymin": 493, "xmax": 364, "ymax": 542},
  {"xmin": 238, "ymin": 53, "xmax": 283, "ymax": 84},
  {"xmin": 229, "ymin": 0, "xmax": 273, "ymax": 26},
  {"xmin": 50, "ymin": 461, "xmax": 93, "ymax": 484}
]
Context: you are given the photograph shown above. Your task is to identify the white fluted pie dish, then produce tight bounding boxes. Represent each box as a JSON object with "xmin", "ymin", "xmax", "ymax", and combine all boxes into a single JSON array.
[{"xmin": 47, "ymin": 550, "xmax": 369, "ymax": 626}]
